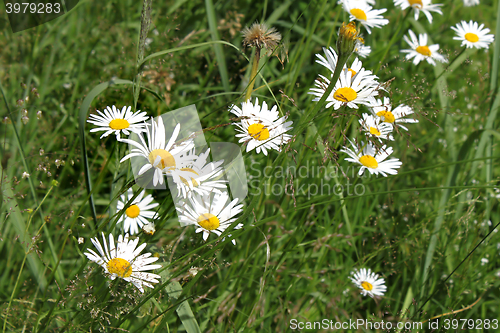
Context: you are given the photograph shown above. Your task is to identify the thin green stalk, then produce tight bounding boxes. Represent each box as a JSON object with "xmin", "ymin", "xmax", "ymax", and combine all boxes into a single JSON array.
[
  {"xmin": 134, "ymin": 0, "xmax": 152, "ymax": 110},
  {"xmin": 3, "ymin": 255, "xmax": 28, "ymax": 333},
  {"xmin": 245, "ymin": 48, "xmax": 261, "ymax": 101}
]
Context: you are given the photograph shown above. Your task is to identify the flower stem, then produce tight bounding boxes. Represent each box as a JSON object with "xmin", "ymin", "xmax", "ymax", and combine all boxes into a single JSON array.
[{"xmin": 245, "ymin": 47, "xmax": 261, "ymax": 102}]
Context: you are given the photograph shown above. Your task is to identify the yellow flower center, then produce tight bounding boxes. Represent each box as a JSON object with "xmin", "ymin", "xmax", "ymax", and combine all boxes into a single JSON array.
[
  {"xmin": 464, "ymin": 32, "xmax": 479, "ymax": 43},
  {"xmin": 248, "ymin": 123, "xmax": 270, "ymax": 141},
  {"xmin": 416, "ymin": 45, "xmax": 431, "ymax": 57},
  {"xmin": 333, "ymin": 87, "xmax": 357, "ymax": 102},
  {"xmin": 361, "ymin": 281, "xmax": 373, "ymax": 291},
  {"xmin": 179, "ymin": 168, "xmax": 200, "ymax": 187},
  {"xmin": 350, "ymin": 8, "xmax": 367, "ymax": 21},
  {"xmin": 107, "ymin": 258, "xmax": 133, "ymax": 277},
  {"xmin": 359, "ymin": 155, "xmax": 378, "ymax": 169},
  {"xmin": 197, "ymin": 213, "xmax": 220, "ymax": 231},
  {"xmin": 109, "ymin": 119, "xmax": 130, "ymax": 130},
  {"xmin": 148, "ymin": 149, "xmax": 176, "ymax": 170},
  {"xmin": 125, "ymin": 204, "xmax": 140, "ymax": 218},
  {"xmin": 408, "ymin": 0, "xmax": 423, "ymax": 8},
  {"xmin": 376, "ymin": 110, "xmax": 396, "ymax": 123},
  {"xmin": 369, "ymin": 127, "xmax": 381, "ymax": 136},
  {"xmin": 347, "ymin": 68, "xmax": 357, "ymax": 77}
]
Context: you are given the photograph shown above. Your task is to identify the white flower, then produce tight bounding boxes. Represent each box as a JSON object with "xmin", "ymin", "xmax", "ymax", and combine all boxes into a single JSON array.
[
  {"xmin": 309, "ymin": 68, "xmax": 379, "ymax": 110},
  {"xmin": 401, "ymin": 30, "xmax": 447, "ymax": 66},
  {"xmin": 84, "ymin": 233, "xmax": 161, "ymax": 293},
  {"xmin": 359, "ymin": 113, "xmax": 394, "ymax": 141},
  {"xmin": 355, "ymin": 43, "xmax": 371, "ymax": 58},
  {"xmin": 341, "ymin": 139, "xmax": 402, "ymax": 176},
  {"xmin": 22, "ymin": 172, "xmax": 30, "ymax": 179},
  {"xmin": 350, "ymin": 268, "xmax": 387, "ymax": 297},
  {"xmin": 78, "ymin": 237, "xmax": 84, "ymax": 244},
  {"xmin": 119, "ymin": 117, "xmax": 195, "ymax": 186},
  {"xmin": 315, "ymin": 47, "xmax": 377, "ymax": 84},
  {"xmin": 338, "ymin": 0, "xmax": 375, "ymax": 5},
  {"xmin": 343, "ymin": 0, "xmax": 389, "ymax": 34},
  {"xmin": 87, "ymin": 105, "xmax": 148, "ymax": 139},
  {"xmin": 394, "ymin": 0, "xmax": 442, "ymax": 23},
  {"xmin": 481, "ymin": 258, "xmax": 489, "ymax": 265},
  {"xmin": 116, "ymin": 189, "xmax": 159, "ymax": 235},
  {"xmin": 463, "ymin": 0, "xmax": 479, "ymax": 6},
  {"xmin": 142, "ymin": 222, "xmax": 156, "ymax": 235},
  {"xmin": 229, "ymin": 98, "xmax": 293, "ymax": 156},
  {"xmin": 369, "ymin": 97, "xmax": 419, "ymax": 131},
  {"xmin": 451, "ymin": 21, "xmax": 495, "ymax": 50},
  {"xmin": 176, "ymin": 192, "xmax": 243, "ymax": 245},
  {"xmin": 173, "ymin": 149, "xmax": 228, "ymax": 199}
]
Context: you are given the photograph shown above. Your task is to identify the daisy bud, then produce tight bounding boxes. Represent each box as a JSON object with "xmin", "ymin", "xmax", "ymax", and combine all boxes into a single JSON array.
[{"xmin": 337, "ymin": 21, "xmax": 362, "ymax": 58}]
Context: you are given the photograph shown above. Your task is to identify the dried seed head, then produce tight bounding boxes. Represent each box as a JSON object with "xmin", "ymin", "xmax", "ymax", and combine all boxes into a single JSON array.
[{"xmin": 242, "ymin": 23, "xmax": 281, "ymax": 50}]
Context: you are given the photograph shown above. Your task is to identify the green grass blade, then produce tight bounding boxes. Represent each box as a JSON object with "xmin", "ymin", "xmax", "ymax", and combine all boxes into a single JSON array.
[
  {"xmin": 1, "ymin": 164, "xmax": 48, "ymax": 292},
  {"xmin": 205, "ymin": 0, "xmax": 230, "ymax": 92},
  {"xmin": 139, "ymin": 41, "xmax": 242, "ymax": 68}
]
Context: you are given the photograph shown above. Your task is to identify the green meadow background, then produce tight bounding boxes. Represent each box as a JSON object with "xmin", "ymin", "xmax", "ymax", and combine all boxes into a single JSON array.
[{"xmin": 1, "ymin": 0, "xmax": 500, "ymax": 331}]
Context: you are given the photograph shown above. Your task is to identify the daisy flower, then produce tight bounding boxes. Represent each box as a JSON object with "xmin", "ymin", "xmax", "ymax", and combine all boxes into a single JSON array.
[
  {"xmin": 84, "ymin": 233, "xmax": 161, "ymax": 293},
  {"xmin": 176, "ymin": 192, "xmax": 243, "ymax": 245},
  {"xmin": 463, "ymin": 0, "xmax": 479, "ymax": 6},
  {"xmin": 315, "ymin": 48, "xmax": 378, "ymax": 89},
  {"xmin": 451, "ymin": 21, "xmax": 494, "ymax": 50},
  {"xmin": 343, "ymin": 1, "xmax": 389, "ymax": 34},
  {"xmin": 173, "ymin": 149, "xmax": 228, "ymax": 198},
  {"xmin": 309, "ymin": 68, "xmax": 379, "ymax": 110},
  {"xmin": 341, "ymin": 139, "xmax": 402, "ymax": 176},
  {"xmin": 116, "ymin": 189, "xmax": 159, "ymax": 235},
  {"xmin": 355, "ymin": 43, "xmax": 371, "ymax": 58},
  {"xmin": 119, "ymin": 117, "xmax": 195, "ymax": 186},
  {"xmin": 401, "ymin": 30, "xmax": 447, "ymax": 66},
  {"xmin": 350, "ymin": 268, "xmax": 387, "ymax": 298},
  {"xmin": 369, "ymin": 97, "xmax": 419, "ymax": 131},
  {"xmin": 359, "ymin": 113, "xmax": 394, "ymax": 141},
  {"xmin": 87, "ymin": 105, "xmax": 148, "ymax": 139},
  {"xmin": 394, "ymin": 0, "xmax": 442, "ymax": 23},
  {"xmin": 338, "ymin": 0, "xmax": 375, "ymax": 5},
  {"xmin": 229, "ymin": 98, "xmax": 293, "ymax": 156}
]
